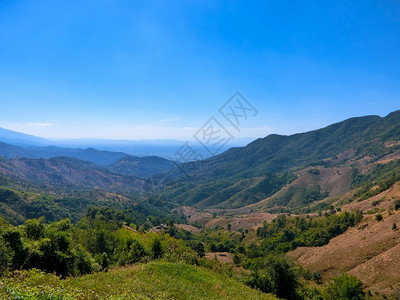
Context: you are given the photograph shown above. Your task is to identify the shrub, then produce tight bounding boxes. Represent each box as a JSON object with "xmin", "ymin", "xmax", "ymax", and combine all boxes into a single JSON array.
[
  {"xmin": 233, "ymin": 253, "xmax": 241, "ymax": 266},
  {"xmin": 162, "ymin": 236, "xmax": 197, "ymax": 264},
  {"xmin": 24, "ymin": 218, "xmax": 45, "ymax": 240},
  {"xmin": 73, "ymin": 245, "xmax": 95, "ymax": 275},
  {"xmin": 371, "ymin": 200, "xmax": 381, "ymax": 207},
  {"xmin": 376, "ymin": 214, "xmax": 383, "ymax": 222},
  {"xmin": 188, "ymin": 240, "xmax": 205, "ymax": 258},
  {"xmin": 246, "ymin": 255, "xmax": 298, "ymax": 299},
  {"xmin": 0, "ymin": 236, "xmax": 12, "ymax": 274},
  {"xmin": 308, "ymin": 168, "xmax": 320, "ymax": 175},
  {"xmin": 3, "ymin": 229, "xmax": 27, "ymax": 269},
  {"xmin": 150, "ymin": 235, "xmax": 163, "ymax": 259},
  {"xmin": 324, "ymin": 273, "xmax": 365, "ymax": 300},
  {"xmin": 312, "ymin": 271, "xmax": 322, "ymax": 284}
]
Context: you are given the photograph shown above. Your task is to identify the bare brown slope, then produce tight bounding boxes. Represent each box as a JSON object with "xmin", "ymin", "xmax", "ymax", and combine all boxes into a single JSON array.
[
  {"xmin": 289, "ymin": 208, "xmax": 400, "ymax": 295},
  {"xmin": 341, "ymin": 181, "xmax": 400, "ymax": 213}
]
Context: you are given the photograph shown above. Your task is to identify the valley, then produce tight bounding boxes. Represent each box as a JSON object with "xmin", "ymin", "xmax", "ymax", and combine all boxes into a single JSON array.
[{"xmin": 1, "ymin": 111, "xmax": 400, "ymax": 299}]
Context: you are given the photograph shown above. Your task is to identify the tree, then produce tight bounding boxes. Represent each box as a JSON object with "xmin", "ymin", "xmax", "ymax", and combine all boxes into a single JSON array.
[
  {"xmin": 150, "ymin": 235, "xmax": 163, "ymax": 259},
  {"xmin": 24, "ymin": 217, "xmax": 45, "ymax": 240},
  {"xmin": 0, "ymin": 236, "xmax": 12, "ymax": 274},
  {"xmin": 227, "ymin": 224, "xmax": 232, "ymax": 231},
  {"xmin": 73, "ymin": 245, "xmax": 95, "ymax": 275},
  {"xmin": 3, "ymin": 229, "xmax": 27, "ymax": 269},
  {"xmin": 233, "ymin": 253, "xmax": 241, "ymax": 266},
  {"xmin": 188, "ymin": 241, "xmax": 205, "ymax": 258},
  {"xmin": 324, "ymin": 273, "xmax": 365, "ymax": 300},
  {"xmin": 247, "ymin": 255, "xmax": 298, "ymax": 300},
  {"xmin": 376, "ymin": 214, "xmax": 383, "ymax": 222}
]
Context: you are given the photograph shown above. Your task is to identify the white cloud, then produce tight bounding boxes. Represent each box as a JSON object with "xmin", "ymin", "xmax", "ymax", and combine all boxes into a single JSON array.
[{"xmin": 25, "ymin": 122, "xmax": 52, "ymax": 127}]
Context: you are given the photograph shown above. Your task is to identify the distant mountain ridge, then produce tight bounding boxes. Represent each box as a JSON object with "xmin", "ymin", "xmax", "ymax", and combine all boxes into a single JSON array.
[
  {"xmin": 0, "ymin": 139, "xmax": 175, "ymax": 177},
  {"xmin": 0, "ymin": 156, "xmax": 143, "ymax": 193},
  {"xmin": 0, "ymin": 142, "xmax": 127, "ymax": 165},
  {"xmin": 0, "ymin": 127, "xmax": 248, "ymax": 159},
  {"xmin": 0, "ymin": 127, "xmax": 50, "ymax": 146}
]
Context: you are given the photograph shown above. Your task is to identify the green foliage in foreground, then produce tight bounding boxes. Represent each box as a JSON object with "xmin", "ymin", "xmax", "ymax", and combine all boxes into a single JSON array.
[
  {"xmin": 0, "ymin": 262, "xmax": 276, "ymax": 300},
  {"xmin": 0, "ymin": 207, "xmax": 196, "ymax": 277},
  {"xmin": 324, "ymin": 273, "xmax": 365, "ymax": 300},
  {"xmin": 246, "ymin": 255, "xmax": 298, "ymax": 299},
  {"xmin": 0, "ymin": 205, "xmax": 370, "ymax": 299}
]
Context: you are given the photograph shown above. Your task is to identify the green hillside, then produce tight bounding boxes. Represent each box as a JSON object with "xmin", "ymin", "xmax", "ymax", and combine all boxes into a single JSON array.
[
  {"xmin": 108, "ymin": 155, "xmax": 174, "ymax": 178},
  {"xmin": 0, "ymin": 156, "xmax": 144, "ymax": 193},
  {"xmin": 155, "ymin": 111, "xmax": 400, "ymax": 209},
  {"xmin": 0, "ymin": 262, "xmax": 276, "ymax": 299}
]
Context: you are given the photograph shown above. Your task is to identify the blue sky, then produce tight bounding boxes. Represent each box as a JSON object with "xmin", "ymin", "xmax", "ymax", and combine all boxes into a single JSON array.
[{"xmin": 0, "ymin": 0, "xmax": 399, "ymax": 140}]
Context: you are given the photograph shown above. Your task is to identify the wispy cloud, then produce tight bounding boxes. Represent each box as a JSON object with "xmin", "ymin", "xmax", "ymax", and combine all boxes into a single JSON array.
[
  {"xmin": 155, "ymin": 117, "xmax": 183, "ymax": 124},
  {"xmin": 25, "ymin": 122, "xmax": 52, "ymax": 127}
]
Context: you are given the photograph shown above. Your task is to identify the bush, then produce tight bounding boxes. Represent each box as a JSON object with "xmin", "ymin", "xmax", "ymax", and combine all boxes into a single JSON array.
[
  {"xmin": 150, "ymin": 235, "xmax": 163, "ymax": 259},
  {"xmin": 3, "ymin": 229, "xmax": 27, "ymax": 269},
  {"xmin": 24, "ymin": 218, "xmax": 45, "ymax": 240},
  {"xmin": 312, "ymin": 271, "xmax": 322, "ymax": 284},
  {"xmin": 371, "ymin": 200, "xmax": 381, "ymax": 207},
  {"xmin": 0, "ymin": 236, "xmax": 12, "ymax": 274},
  {"xmin": 246, "ymin": 255, "xmax": 298, "ymax": 299},
  {"xmin": 188, "ymin": 240, "xmax": 205, "ymax": 258},
  {"xmin": 376, "ymin": 214, "xmax": 383, "ymax": 222},
  {"xmin": 324, "ymin": 273, "xmax": 365, "ymax": 300},
  {"xmin": 73, "ymin": 245, "xmax": 96, "ymax": 275},
  {"xmin": 233, "ymin": 253, "xmax": 241, "ymax": 266}
]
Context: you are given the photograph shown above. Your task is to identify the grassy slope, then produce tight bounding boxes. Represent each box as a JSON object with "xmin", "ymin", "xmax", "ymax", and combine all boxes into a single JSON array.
[{"xmin": 0, "ymin": 262, "xmax": 276, "ymax": 300}]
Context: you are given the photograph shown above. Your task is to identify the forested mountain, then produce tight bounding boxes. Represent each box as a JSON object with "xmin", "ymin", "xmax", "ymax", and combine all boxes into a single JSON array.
[
  {"xmin": 0, "ymin": 156, "xmax": 143, "ymax": 192},
  {"xmin": 108, "ymin": 155, "xmax": 174, "ymax": 178},
  {"xmin": 156, "ymin": 111, "xmax": 400, "ymax": 209}
]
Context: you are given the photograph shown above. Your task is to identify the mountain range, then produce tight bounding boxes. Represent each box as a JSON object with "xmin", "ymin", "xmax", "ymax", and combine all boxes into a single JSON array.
[
  {"xmin": 1, "ymin": 111, "xmax": 400, "ymax": 211},
  {"xmin": 0, "ymin": 126, "xmax": 247, "ymax": 159},
  {"xmin": 154, "ymin": 110, "xmax": 400, "ymax": 209}
]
